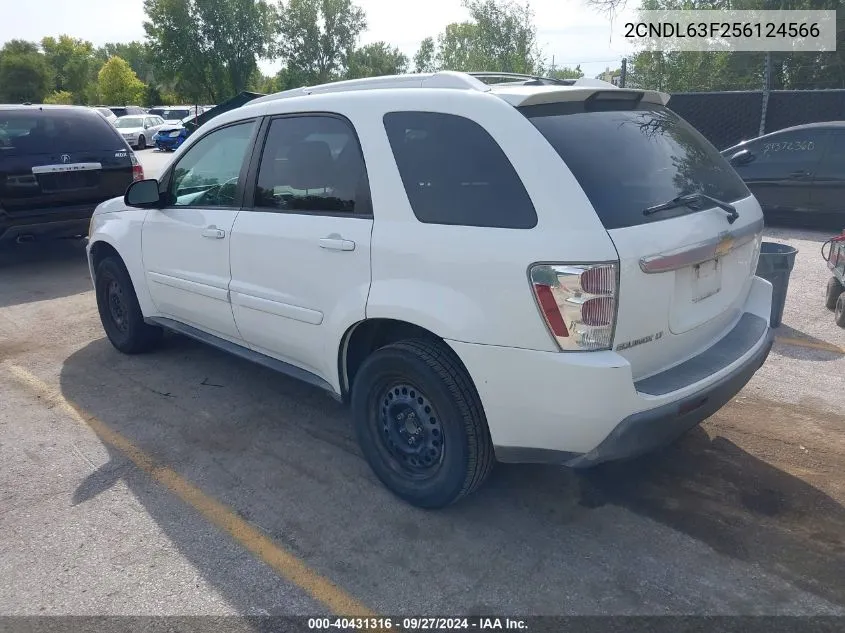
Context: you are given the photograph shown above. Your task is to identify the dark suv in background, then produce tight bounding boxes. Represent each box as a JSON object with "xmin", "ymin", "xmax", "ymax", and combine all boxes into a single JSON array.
[
  {"xmin": 104, "ymin": 105, "xmax": 145, "ymax": 118},
  {"xmin": 0, "ymin": 105, "xmax": 143, "ymax": 244}
]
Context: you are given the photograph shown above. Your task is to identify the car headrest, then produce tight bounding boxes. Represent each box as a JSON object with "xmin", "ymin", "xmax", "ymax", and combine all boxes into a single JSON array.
[{"xmin": 286, "ymin": 140, "xmax": 335, "ymax": 190}]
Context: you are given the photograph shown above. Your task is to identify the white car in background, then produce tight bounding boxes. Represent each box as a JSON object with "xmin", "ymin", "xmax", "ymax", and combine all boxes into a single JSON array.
[
  {"xmin": 92, "ymin": 107, "xmax": 118, "ymax": 125},
  {"xmin": 113, "ymin": 114, "xmax": 166, "ymax": 150},
  {"xmin": 86, "ymin": 71, "xmax": 774, "ymax": 509}
]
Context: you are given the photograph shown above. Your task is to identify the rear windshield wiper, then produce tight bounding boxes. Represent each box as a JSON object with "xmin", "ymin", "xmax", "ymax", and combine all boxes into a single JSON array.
[{"xmin": 643, "ymin": 192, "xmax": 739, "ymax": 224}]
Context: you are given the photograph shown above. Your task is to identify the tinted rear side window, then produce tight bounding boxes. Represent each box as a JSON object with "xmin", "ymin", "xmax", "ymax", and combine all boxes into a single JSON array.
[
  {"xmin": 0, "ymin": 109, "xmax": 122, "ymax": 155},
  {"xmin": 383, "ymin": 112, "xmax": 537, "ymax": 229},
  {"xmin": 520, "ymin": 102, "xmax": 750, "ymax": 230}
]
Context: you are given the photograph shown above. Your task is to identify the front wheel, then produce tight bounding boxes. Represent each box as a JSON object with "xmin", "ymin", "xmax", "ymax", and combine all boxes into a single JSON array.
[
  {"xmin": 826, "ymin": 276, "xmax": 844, "ymax": 311},
  {"xmin": 95, "ymin": 256, "xmax": 162, "ymax": 354},
  {"xmin": 351, "ymin": 339, "xmax": 494, "ymax": 508},
  {"xmin": 137, "ymin": 135, "xmax": 146, "ymax": 150}
]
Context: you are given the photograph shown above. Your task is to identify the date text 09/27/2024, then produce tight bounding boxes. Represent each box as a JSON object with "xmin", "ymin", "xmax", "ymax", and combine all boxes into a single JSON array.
[{"xmin": 307, "ymin": 617, "xmax": 528, "ymax": 630}]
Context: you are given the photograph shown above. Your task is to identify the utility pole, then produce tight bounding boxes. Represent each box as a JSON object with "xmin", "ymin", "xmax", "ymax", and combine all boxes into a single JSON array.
[
  {"xmin": 760, "ymin": 52, "xmax": 772, "ymax": 136},
  {"xmin": 620, "ymin": 58, "xmax": 627, "ymax": 87}
]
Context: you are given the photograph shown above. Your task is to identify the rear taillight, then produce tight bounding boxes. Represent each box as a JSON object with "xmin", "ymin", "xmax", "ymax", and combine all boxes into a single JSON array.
[
  {"xmin": 130, "ymin": 153, "xmax": 144, "ymax": 182},
  {"xmin": 529, "ymin": 263, "xmax": 618, "ymax": 351}
]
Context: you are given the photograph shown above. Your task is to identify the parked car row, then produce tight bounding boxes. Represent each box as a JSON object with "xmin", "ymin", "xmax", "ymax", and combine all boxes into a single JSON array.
[{"xmin": 90, "ymin": 104, "xmax": 216, "ymax": 151}]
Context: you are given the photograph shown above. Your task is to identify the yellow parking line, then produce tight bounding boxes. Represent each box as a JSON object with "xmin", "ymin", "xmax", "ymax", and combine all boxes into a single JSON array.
[
  {"xmin": 3, "ymin": 363, "xmax": 374, "ymax": 617},
  {"xmin": 775, "ymin": 336, "xmax": 845, "ymax": 355}
]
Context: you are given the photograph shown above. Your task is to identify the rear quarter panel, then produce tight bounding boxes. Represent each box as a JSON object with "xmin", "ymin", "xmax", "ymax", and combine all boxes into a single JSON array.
[{"xmin": 328, "ymin": 89, "xmax": 620, "ymax": 351}]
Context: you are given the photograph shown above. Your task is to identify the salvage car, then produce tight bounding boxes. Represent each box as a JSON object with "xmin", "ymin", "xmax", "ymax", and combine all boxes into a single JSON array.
[
  {"xmin": 0, "ymin": 104, "xmax": 143, "ymax": 244},
  {"xmin": 86, "ymin": 71, "xmax": 774, "ymax": 508},
  {"xmin": 722, "ymin": 121, "xmax": 845, "ymax": 224}
]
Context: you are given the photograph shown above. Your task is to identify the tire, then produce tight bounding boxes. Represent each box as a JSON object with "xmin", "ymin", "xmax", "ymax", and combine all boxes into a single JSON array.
[
  {"xmin": 351, "ymin": 338, "xmax": 494, "ymax": 508},
  {"xmin": 137, "ymin": 135, "xmax": 146, "ymax": 150},
  {"xmin": 825, "ymin": 276, "xmax": 844, "ymax": 311},
  {"xmin": 836, "ymin": 293, "xmax": 845, "ymax": 328},
  {"xmin": 95, "ymin": 256, "xmax": 162, "ymax": 354}
]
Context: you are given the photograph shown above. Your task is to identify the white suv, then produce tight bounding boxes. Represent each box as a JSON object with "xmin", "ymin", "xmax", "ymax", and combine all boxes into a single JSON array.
[{"xmin": 86, "ymin": 71, "xmax": 774, "ymax": 508}]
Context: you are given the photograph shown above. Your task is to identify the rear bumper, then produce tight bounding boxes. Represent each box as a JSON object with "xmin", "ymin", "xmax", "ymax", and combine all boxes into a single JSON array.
[
  {"xmin": 0, "ymin": 205, "xmax": 95, "ymax": 242},
  {"xmin": 565, "ymin": 322, "xmax": 773, "ymax": 467},
  {"xmin": 447, "ymin": 275, "xmax": 774, "ymax": 467}
]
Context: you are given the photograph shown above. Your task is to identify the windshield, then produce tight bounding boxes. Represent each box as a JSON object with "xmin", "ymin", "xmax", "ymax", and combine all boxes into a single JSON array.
[
  {"xmin": 159, "ymin": 109, "xmax": 191, "ymax": 121},
  {"xmin": 519, "ymin": 101, "xmax": 750, "ymax": 230},
  {"xmin": 115, "ymin": 117, "xmax": 145, "ymax": 129}
]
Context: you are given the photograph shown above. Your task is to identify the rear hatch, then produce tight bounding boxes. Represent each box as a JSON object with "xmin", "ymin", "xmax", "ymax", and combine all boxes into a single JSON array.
[
  {"xmin": 519, "ymin": 92, "xmax": 763, "ymax": 380},
  {"xmin": 0, "ymin": 108, "xmax": 134, "ymax": 215}
]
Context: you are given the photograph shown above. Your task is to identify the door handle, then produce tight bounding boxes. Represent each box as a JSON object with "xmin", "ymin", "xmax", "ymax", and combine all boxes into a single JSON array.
[
  {"xmin": 319, "ymin": 236, "xmax": 355, "ymax": 251},
  {"xmin": 201, "ymin": 226, "xmax": 226, "ymax": 239},
  {"xmin": 789, "ymin": 170, "xmax": 811, "ymax": 180}
]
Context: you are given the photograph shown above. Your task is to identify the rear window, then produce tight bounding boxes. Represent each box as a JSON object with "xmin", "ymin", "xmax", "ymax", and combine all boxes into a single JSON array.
[
  {"xmin": 158, "ymin": 109, "xmax": 191, "ymax": 121},
  {"xmin": 520, "ymin": 101, "xmax": 750, "ymax": 230},
  {"xmin": 0, "ymin": 109, "xmax": 122, "ymax": 155},
  {"xmin": 109, "ymin": 107, "xmax": 128, "ymax": 117},
  {"xmin": 383, "ymin": 111, "xmax": 537, "ymax": 229}
]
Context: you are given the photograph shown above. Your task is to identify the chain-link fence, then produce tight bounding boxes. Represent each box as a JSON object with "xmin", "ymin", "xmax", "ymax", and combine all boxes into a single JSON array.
[{"xmin": 667, "ymin": 89, "xmax": 845, "ymax": 150}]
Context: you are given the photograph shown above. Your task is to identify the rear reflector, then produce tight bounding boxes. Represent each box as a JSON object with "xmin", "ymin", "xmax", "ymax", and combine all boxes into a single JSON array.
[
  {"xmin": 534, "ymin": 284, "xmax": 569, "ymax": 337},
  {"xmin": 530, "ymin": 262, "xmax": 618, "ymax": 351}
]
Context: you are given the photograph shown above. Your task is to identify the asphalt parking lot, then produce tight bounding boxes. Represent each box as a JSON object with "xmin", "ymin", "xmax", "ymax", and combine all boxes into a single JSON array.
[{"xmin": 1, "ymin": 148, "xmax": 844, "ymax": 616}]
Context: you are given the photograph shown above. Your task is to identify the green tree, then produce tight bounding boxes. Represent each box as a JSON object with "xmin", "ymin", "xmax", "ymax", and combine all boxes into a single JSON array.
[
  {"xmin": 347, "ymin": 42, "xmax": 408, "ymax": 79},
  {"xmin": 436, "ymin": 22, "xmax": 479, "ymax": 71},
  {"xmin": 0, "ymin": 40, "xmax": 53, "ymax": 103},
  {"xmin": 413, "ymin": 37, "xmax": 436, "ymax": 73},
  {"xmin": 551, "ymin": 65, "xmax": 584, "ymax": 80},
  {"xmin": 144, "ymin": 0, "xmax": 277, "ymax": 102},
  {"xmin": 461, "ymin": 0, "xmax": 544, "ymax": 73},
  {"xmin": 419, "ymin": 0, "xmax": 544, "ymax": 74},
  {"xmin": 276, "ymin": 0, "xmax": 367, "ymax": 85},
  {"xmin": 96, "ymin": 41, "xmax": 154, "ymax": 83},
  {"xmin": 41, "ymin": 35, "xmax": 95, "ymax": 103},
  {"xmin": 43, "ymin": 90, "xmax": 74, "ymax": 104},
  {"xmin": 98, "ymin": 56, "xmax": 146, "ymax": 105}
]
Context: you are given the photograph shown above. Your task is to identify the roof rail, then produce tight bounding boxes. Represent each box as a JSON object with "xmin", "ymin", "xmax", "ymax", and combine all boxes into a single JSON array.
[
  {"xmin": 467, "ymin": 71, "xmax": 572, "ymax": 86},
  {"xmin": 248, "ymin": 71, "xmax": 621, "ymax": 106},
  {"xmin": 250, "ymin": 71, "xmax": 492, "ymax": 104}
]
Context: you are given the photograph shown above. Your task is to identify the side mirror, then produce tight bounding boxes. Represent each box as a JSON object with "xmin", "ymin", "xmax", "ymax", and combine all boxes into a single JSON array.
[
  {"xmin": 125, "ymin": 179, "xmax": 162, "ymax": 208},
  {"xmin": 728, "ymin": 148, "xmax": 754, "ymax": 166}
]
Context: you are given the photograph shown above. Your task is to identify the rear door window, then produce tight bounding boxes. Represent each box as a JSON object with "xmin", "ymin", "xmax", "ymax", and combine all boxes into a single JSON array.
[
  {"xmin": 0, "ymin": 110, "xmax": 122, "ymax": 155},
  {"xmin": 253, "ymin": 115, "xmax": 370, "ymax": 215},
  {"xmin": 520, "ymin": 101, "xmax": 750, "ymax": 230},
  {"xmin": 383, "ymin": 111, "xmax": 537, "ymax": 229}
]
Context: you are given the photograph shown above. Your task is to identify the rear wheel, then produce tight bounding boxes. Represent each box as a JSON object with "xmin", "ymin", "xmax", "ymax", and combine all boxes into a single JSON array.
[
  {"xmin": 137, "ymin": 135, "xmax": 146, "ymax": 150},
  {"xmin": 95, "ymin": 256, "xmax": 162, "ymax": 354},
  {"xmin": 826, "ymin": 276, "xmax": 844, "ymax": 311},
  {"xmin": 835, "ymin": 294, "xmax": 845, "ymax": 328},
  {"xmin": 351, "ymin": 339, "xmax": 494, "ymax": 508}
]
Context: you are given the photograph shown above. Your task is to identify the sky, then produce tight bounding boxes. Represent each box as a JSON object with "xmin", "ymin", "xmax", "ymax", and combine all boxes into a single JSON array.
[{"xmin": 1, "ymin": 0, "xmax": 640, "ymax": 79}]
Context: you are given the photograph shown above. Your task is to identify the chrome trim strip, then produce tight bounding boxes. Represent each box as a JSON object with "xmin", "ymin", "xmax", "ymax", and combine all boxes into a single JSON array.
[
  {"xmin": 32, "ymin": 162, "xmax": 102, "ymax": 174},
  {"xmin": 639, "ymin": 217, "xmax": 764, "ymax": 274}
]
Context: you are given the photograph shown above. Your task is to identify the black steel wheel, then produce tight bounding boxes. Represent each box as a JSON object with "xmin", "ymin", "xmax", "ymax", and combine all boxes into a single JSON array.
[
  {"xmin": 95, "ymin": 256, "xmax": 162, "ymax": 354},
  {"xmin": 826, "ymin": 276, "xmax": 844, "ymax": 311},
  {"xmin": 351, "ymin": 339, "xmax": 494, "ymax": 508},
  {"xmin": 835, "ymin": 293, "xmax": 845, "ymax": 328}
]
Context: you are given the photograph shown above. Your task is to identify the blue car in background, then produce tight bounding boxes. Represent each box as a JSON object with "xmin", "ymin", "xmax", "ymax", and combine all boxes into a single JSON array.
[{"xmin": 153, "ymin": 124, "xmax": 188, "ymax": 151}]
